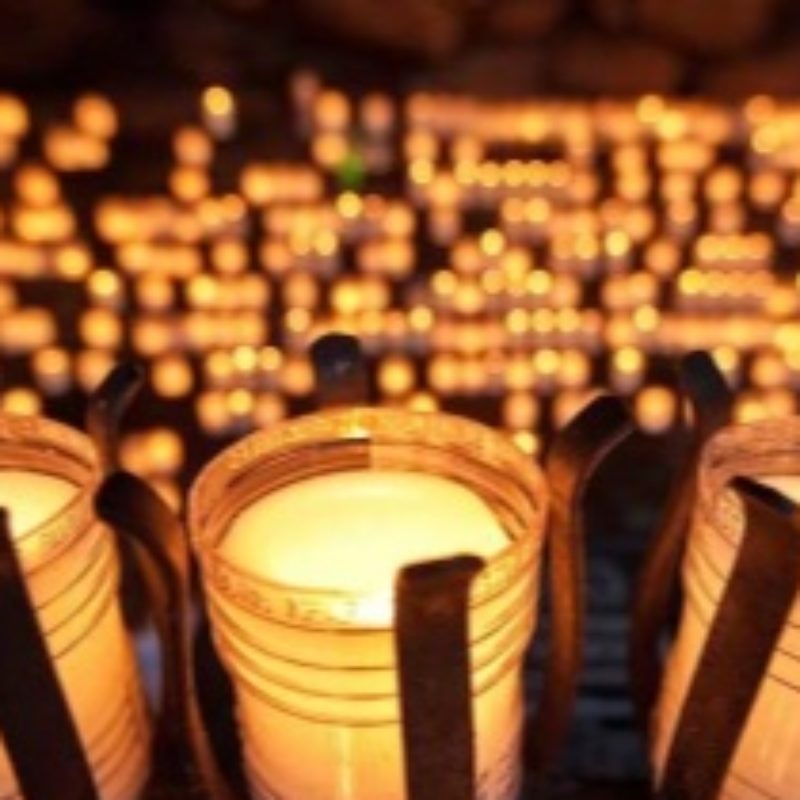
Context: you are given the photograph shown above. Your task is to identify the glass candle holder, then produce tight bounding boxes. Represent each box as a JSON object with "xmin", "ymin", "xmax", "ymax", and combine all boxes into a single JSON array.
[
  {"xmin": 652, "ymin": 417, "xmax": 800, "ymax": 798},
  {"xmin": 0, "ymin": 413, "xmax": 151, "ymax": 799},
  {"xmin": 190, "ymin": 407, "xmax": 547, "ymax": 800}
]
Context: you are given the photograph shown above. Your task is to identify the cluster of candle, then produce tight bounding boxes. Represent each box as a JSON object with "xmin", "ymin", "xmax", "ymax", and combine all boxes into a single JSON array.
[{"xmin": 3, "ymin": 82, "xmax": 800, "ymax": 483}]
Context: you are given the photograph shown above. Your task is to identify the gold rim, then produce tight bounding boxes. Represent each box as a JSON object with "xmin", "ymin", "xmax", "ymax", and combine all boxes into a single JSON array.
[{"xmin": 190, "ymin": 406, "xmax": 548, "ymax": 631}]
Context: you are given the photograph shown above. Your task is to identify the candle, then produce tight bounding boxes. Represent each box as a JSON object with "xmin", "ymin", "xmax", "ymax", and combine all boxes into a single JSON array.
[
  {"xmin": 1, "ymin": 388, "xmax": 42, "ymax": 416},
  {"xmin": 0, "ymin": 469, "xmax": 77, "ymax": 531},
  {"xmin": 0, "ymin": 416, "xmax": 151, "ymax": 798},
  {"xmin": 169, "ymin": 166, "xmax": 210, "ymax": 203},
  {"xmin": 32, "ymin": 347, "xmax": 72, "ymax": 396},
  {"xmin": 222, "ymin": 470, "xmax": 506, "ymax": 595},
  {"xmin": 173, "ymin": 125, "xmax": 213, "ymax": 167},
  {"xmin": 652, "ymin": 419, "xmax": 800, "ymax": 799},
  {"xmin": 0, "ymin": 94, "xmax": 28, "ymax": 139},
  {"xmin": 201, "ymin": 85, "xmax": 237, "ymax": 141},
  {"xmin": 44, "ymin": 125, "xmax": 109, "ymax": 171},
  {"xmin": 190, "ymin": 408, "xmax": 546, "ymax": 800},
  {"xmin": 152, "ymin": 354, "xmax": 194, "ymax": 398},
  {"xmin": 73, "ymin": 94, "xmax": 118, "ymax": 140}
]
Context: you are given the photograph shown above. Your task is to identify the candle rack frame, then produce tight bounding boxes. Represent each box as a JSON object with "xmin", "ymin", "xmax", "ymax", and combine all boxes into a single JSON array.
[{"xmin": 0, "ymin": 336, "xmax": 633, "ymax": 800}]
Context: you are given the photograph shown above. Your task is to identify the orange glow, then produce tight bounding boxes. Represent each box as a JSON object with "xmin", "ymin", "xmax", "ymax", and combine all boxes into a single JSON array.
[{"xmin": 203, "ymin": 85, "xmax": 234, "ymax": 116}]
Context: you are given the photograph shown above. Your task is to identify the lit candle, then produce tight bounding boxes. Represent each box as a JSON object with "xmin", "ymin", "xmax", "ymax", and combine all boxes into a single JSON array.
[
  {"xmin": 652, "ymin": 419, "xmax": 800, "ymax": 799},
  {"xmin": 32, "ymin": 347, "xmax": 72, "ymax": 396},
  {"xmin": 1, "ymin": 388, "xmax": 42, "ymax": 416},
  {"xmin": 202, "ymin": 85, "xmax": 237, "ymax": 141},
  {"xmin": 173, "ymin": 125, "xmax": 213, "ymax": 167},
  {"xmin": 73, "ymin": 93, "xmax": 118, "ymax": 140},
  {"xmin": 223, "ymin": 471, "xmax": 506, "ymax": 595},
  {"xmin": 0, "ymin": 416, "xmax": 151, "ymax": 798},
  {"xmin": 0, "ymin": 94, "xmax": 28, "ymax": 139},
  {"xmin": 43, "ymin": 125, "xmax": 109, "ymax": 171},
  {"xmin": 190, "ymin": 408, "xmax": 545, "ymax": 800}
]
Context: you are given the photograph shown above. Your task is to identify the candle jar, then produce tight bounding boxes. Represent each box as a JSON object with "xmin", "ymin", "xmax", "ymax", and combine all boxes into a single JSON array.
[
  {"xmin": 190, "ymin": 407, "xmax": 547, "ymax": 800},
  {"xmin": 652, "ymin": 418, "xmax": 800, "ymax": 798},
  {"xmin": 0, "ymin": 413, "xmax": 151, "ymax": 798}
]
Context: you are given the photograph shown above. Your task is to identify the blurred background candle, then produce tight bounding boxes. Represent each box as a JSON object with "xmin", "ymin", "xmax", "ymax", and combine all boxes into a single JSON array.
[
  {"xmin": 191, "ymin": 408, "xmax": 546, "ymax": 800},
  {"xmin": 201, "ymin": 85, "xmax": 237, "ymax": 141}
]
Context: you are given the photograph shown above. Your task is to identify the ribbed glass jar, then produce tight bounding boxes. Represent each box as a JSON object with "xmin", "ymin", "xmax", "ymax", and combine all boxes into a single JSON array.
[
  {"xmin": 0, "ymin": 413, "xmax": 151, "ymax": 799},
  {"xmin": 653, "ymin": 418, "xmax": 800, "ymax": 799},
  {"xmin": 190, "ymin": 407, "xmax": 548, "ymax": 800}
]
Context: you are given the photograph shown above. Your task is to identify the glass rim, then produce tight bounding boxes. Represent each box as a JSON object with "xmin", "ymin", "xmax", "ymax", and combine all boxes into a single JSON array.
[
  {"xmin": 189, "ymin": 406, "xmax": 548, "ymax": 630},
  {"xmin": 0, "ymin": 412, "xmax": 100, "ymax": 571},
  {"xmin": 697, "ymin": 417, "xmax": 800, "ymax": 533}
]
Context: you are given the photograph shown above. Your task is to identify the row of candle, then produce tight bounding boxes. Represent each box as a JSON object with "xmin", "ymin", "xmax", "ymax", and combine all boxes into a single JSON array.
[
  {"xmin": 7, "ymin": 84, "xmax": 800, "ymax": 455},
  {"xmin": 8, "ymin": 287, "xmax": 800, "ymax": 368}
]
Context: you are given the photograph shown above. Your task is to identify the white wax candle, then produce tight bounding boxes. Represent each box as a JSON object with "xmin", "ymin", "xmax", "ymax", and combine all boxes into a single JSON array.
[
  {"xmin": 756, "ymin": 474, "xmax": 800, "ymax": 500},
  {"xmin": 0, "ymin": 465, "xmax": 150, "ymax": 799},
  {"xmin": 222, "ymin": 469, "xmax": 507, "ymax": 602},
  {"xmin": 0, "ymin": 468, "xmax": 77, "ymax": 536},
  {"xmin": 212, "ymin": 466, "xmax": 527, "ymax": 799}
]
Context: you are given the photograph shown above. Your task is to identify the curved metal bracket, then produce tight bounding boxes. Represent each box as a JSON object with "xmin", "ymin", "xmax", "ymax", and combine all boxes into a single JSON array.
[
  {"xmin": 85, "ymin": 362, "xmax": 145, "ymax": 473},
  {"xmin": 0, "ymin": 510, "xmax": 98, "ymax": 800},
  {"xmin": 95, "ymin": 472, "xmax": 233, "ymax": 800},
  {"xmin": 630, "ymin": 351, "xmax": 734, "ymax": 732},
  {"xmin": 658, "ymin": 478, "xmax": 800, "ymax": 800},
  {"xmin": 395, "ymin": 556, "xmax": 484, "ymax": 800},
  {"xmin": 526, "ymin": 394, "xmax": 634, "ymax": 777}
]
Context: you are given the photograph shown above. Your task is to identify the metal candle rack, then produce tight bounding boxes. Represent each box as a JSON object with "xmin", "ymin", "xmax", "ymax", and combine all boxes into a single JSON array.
[{"xmin": 1, "ymin": 338, "xmax": 797, "ymax": 800}]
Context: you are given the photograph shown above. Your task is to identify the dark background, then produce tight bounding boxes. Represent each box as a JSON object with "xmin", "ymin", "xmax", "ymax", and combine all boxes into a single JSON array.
[{"xmin": 5, "ymin": 0, "xmax": 800, "ymax": 99}]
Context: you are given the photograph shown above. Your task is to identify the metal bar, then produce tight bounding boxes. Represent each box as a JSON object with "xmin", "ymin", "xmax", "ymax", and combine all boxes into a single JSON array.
[
  {"xmin": 395, "ymin": 555, "xmax": 484, "ymax": 800},
  {"xmin": 658, "ymin": 477, "xmax": 800, "ymax": 800},
  {"xmin": 95, "ymin": 472, "xmax": 233, "ymax": 800},
  {"xmin": 0, "ymin": 510, "xmax": 98, "ymax": 800},
  {"xmin": 630, "ymin": 351, "xmax": 734, "ymax": 731},
  {"xmin": 526, "ymin": 394, "xmax": 633, "ymax": 778},
  {"xmin": 85, "ymin": 361, "xmax": 144, "ymax": 472},
  {"xmin": 310, "ymin": 332, "xmax": 369, "ymax": 408}
]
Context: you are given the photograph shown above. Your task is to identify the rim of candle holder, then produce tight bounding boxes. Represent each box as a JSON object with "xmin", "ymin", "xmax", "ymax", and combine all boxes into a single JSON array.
[
  {"xmin": 189, "ymin": 405, "xmax": 548, "ymax": 633},
  {"xmin": 0, "ymin": 412, "xmax": 101, "ymax": 571},
  {"xmin": 697, "ymin": 417, "xmax": 800, "ymax": 540}
]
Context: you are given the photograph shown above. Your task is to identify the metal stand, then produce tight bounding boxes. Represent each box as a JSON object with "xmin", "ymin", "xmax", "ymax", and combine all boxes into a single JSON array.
[
  {"xmin": 396, "ymin": 556, "xmax": 484, "ymax": 800},
  {"xmin": 96, "ymin": 473, "xmax": 233, "ymax": 800},
  {"xmin": 88, "ymin": 364, "xmax": 232, "ymax": 800},
  {"xmin": 526, "ymin": 394, "xmax": 634, "ymax": 780},
  {"xmin": 630, "ymin": 351, "xmax": 734, "ymax": 730}
]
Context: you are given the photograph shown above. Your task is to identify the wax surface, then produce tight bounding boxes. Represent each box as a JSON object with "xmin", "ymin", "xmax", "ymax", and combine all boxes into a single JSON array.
[
  {"xmin": 0, "ymin": 468, "xmax": 78, "ymax": 538},
  {"xmin": 756, "ymin": 475, "xmax": 800, "ymax": 503},
  {"xmin": 222, "ymin": 469, "xmax": 508, "ymax": 594}
]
